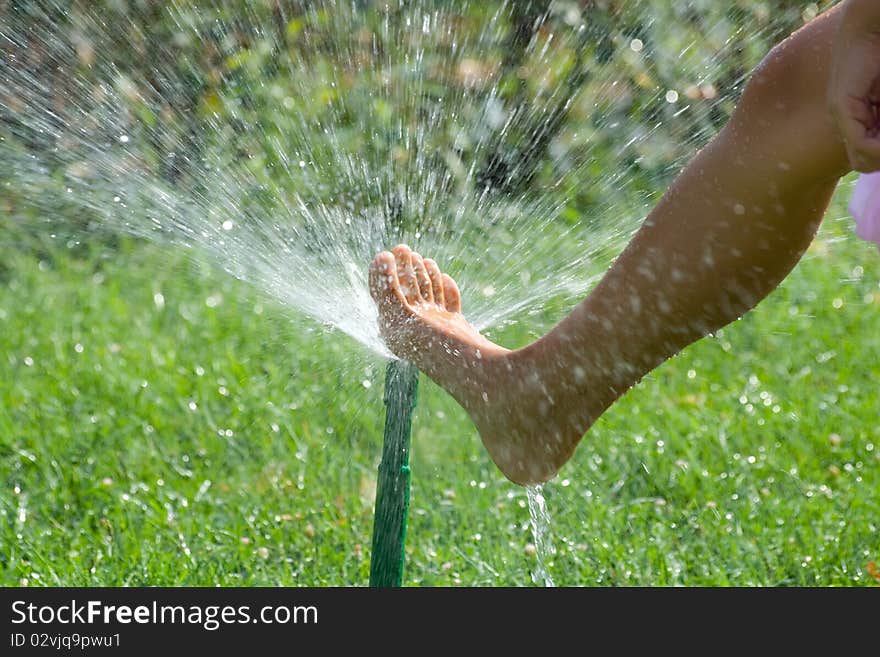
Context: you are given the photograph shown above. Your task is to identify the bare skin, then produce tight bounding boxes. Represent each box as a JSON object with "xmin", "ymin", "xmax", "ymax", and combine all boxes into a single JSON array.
[
  {"xmin": 829, "ymin": 0, "xmax": 880, "ymax": 171},
  {"xmin": 370, "ymin": 4, "xmax": 853, "ymax": 486}
]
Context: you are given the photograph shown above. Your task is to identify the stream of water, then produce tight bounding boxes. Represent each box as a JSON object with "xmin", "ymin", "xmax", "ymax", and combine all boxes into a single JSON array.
[{"xmin": 526, "ymin": 485, "xmax": 557, "ymax": 587}]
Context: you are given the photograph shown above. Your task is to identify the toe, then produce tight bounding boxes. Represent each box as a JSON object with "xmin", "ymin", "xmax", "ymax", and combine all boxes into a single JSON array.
[
  {"xmin": 423, "ymin": 258, "xmax": 445, "ymax": 307},
  {"xmin": 369, "ymin": 251, "xmax": 407, "ymax": 312},
  {"xmin": 442, "ymin": 273, "xmax": 461, "ymax": 313},
  {"xmin": 393, "ymin": 244, "xmax": 422, "ymax": 305},
  {"xmin": 412, "ymin": 252, "xmax": 433, "ymax": 303}
]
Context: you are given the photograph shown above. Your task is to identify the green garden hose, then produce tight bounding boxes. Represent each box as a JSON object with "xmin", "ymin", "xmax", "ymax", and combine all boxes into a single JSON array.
[{"xmin": 369, "ymin": 359, "xmax": 419, "ymax": 587}]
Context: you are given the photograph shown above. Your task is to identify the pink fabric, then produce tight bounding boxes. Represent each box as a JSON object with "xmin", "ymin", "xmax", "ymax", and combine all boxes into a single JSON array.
[{"xmin": 849, "ymin": 172, "xmax": 880, "ymax": 248}]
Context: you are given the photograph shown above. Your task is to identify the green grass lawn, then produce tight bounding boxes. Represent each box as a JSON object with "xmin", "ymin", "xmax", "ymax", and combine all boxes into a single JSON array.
[{"xmin": 1, "ymin": 190, "xmax": 878, "ymax": 586}]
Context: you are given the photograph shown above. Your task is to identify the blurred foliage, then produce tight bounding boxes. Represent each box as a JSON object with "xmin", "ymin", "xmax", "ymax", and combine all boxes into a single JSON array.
[{"xmin": 1, "ymin": 0, "xmax": 838, "ymax": 241}]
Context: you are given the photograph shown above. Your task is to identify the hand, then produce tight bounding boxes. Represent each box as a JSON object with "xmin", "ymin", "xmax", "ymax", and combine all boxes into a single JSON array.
[{"xmin": 829, "ymin": 0, "xmax": 880, "ymax": 172}]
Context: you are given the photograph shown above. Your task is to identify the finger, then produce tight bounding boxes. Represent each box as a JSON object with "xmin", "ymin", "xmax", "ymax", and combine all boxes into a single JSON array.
[
  {"xmin": 411, "ymin": 252, "xmax": 433, "ymax": 303},
  {"xmin": 849, "ymin": 150, "xmax": 880, "ymax": 173},
  {"xmin": 835, "ymin": 96, "xmax": 880, "ymax": 170},
  {"xmin": 442, "ymin": 273, "xmax": 461, "ymax": 313},
  {"xmin": 850, "ymin": 120, "xmax": 880, "ymax": 150},
  {"xmin": 848, "ymin": 134, "xmax": 880, "ymax": 171},
  {"xmin": 842, "ymin": 94, "xmax": 875, "ymax": 128},
  {"xmin": 423, "ymin": 258, "xmax": 445, "ymax": 307},
  {"xmin": 393, "ymin": 244, "xmax": 421, "ymax": 305}
]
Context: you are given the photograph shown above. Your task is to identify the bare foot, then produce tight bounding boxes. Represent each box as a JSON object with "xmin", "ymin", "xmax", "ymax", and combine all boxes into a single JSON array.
[{"xmin": 369, "ymin": 244, "xmax": 593, "ymax": 485}]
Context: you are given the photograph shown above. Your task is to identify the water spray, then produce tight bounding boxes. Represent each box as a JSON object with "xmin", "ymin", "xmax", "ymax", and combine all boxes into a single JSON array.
[{"xmin": 369, "ymin": 359, "xmax": 419, "ymax": 587}]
